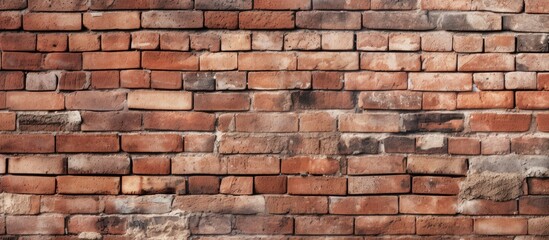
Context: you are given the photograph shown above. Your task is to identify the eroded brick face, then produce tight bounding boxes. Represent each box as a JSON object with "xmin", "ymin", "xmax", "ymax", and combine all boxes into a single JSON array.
[{"xmin": 0, "ymin": 0, "xmax": 549, "ymax": 238}]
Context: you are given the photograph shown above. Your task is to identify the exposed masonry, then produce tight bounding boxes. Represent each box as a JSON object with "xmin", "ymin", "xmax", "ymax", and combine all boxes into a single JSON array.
[{"xmin": 1, "ymin": 0, "xmax": 549, "ymax": 238}]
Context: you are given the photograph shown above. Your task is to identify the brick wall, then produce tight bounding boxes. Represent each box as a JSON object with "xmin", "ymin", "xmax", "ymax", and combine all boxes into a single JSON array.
[{"xmin": 0, "ymin": 0, "xmax": 549, "ymax": 238}]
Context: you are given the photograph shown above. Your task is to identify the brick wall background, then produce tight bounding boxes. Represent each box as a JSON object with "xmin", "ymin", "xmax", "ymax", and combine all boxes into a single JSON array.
[{"xmin": 0, "ymin": 0, "xmax": 549, "ymax": 238}]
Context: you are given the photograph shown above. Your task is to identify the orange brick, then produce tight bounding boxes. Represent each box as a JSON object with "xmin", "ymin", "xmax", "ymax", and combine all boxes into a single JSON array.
[
  {"xmin": 23, "ymin": 13, "xmax": 81, "ymax": 31},
  {"xmin": 287, "ymin": 176, "xmax": 346, "ymax": 195},
  {"xmin": 83, "ymin": 11, "xmax": 140, "ymax": 30},
  {"xmin": 0, "ymin": 175, "xmax": 56, "ymax": 194}
]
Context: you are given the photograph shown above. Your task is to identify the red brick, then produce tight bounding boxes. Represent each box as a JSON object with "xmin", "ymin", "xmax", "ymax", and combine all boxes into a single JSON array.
[
  {"xmin": 457, "ymin": 91, "xmax": 514, "ymax": 109},
  {"xmin": 249, "ymin": 71, "xmax": 310, "ymax": 90},
  {"xmin": 458, "ymin": 53, "xmax": 515, "ymax": 71},
  {"xmin": 529, "ymin": 178, "xmax": 549, "ymax": 195},
  {"xmin": 361, "ymin": 52, "xmax": 421, "ymax": 71},
  {"xmin": 448, "ymin": 137, "xmax": 481, "ymax": 155},
  {"xmin": 287, "ymin": 176, "xmax": 346, "ymax": 195},
  {"xmin": 68, "ymin": 215, "xmax": 127, "ymax": 234},
  {"xmin": 128, "ymin": 90, "xmax": 192, "ymax": 110},
  {"xmin": 83, "ymin": 51, "xmax": 140, "ymax": 70},
  {"xmin": 239, "ymin": 52, "xmax": 296, "ymax": 70},
  {"xmin": 101, "ymin": 32, "xmax": 130, "ymax": 51},
  {"xmin": 6, "ymin": 215, "xmax": 65, "ymax": 235},
  {"xmin": 57, "ymin": 134, "xmax": 119, "ymax": 153},
  {"xmin": 526, "ymin": 0, "xmax": 549, "ymax": 13},
  {"xmin": 59, "ymin": 71, "xmax": 88, "ymax": 90},
  {"xmin": 131, "ymin": 31, "xmax": 159, "ymax": 50},
  {"xmin": 266, "ymin": 196, "xmax": 327, "ymax": 214},
  {"xmin": 339, "ymin": 113, "xmax": 400, "ymax": 132},
  {"xmin": 470, "ymin": 113, "xmax": 531, "ymax": 132},
  {"xmin": 359, "ymin": 91, "xmax": 422, "ymax": 110},
  {"xmin": 355, "ymin": 216, "xmax": 415, "ymax": 235},
  {"xmin": 0, "ymin": 134, "xmax": 55, "ymax": 153},
  {"xmin": 482, "ymin": 137, "xmax": 511, "ymax": 155},
  {"xmin": 132, "ymin": 157, "xmax": 170, "ymax": 175},
  {"xmin": 347, "ymin": 155, "xmax": 406, "ymax": 175},
  {"xmin": 413, "ymin": 176, "xmax": 461, "ymax": 195},
  {"xmin": 41, "ymin": 196, "xmax": 102, "ymax": 214},
  {"xmin": 90, "ymin": 0, "xmax": 193, "ymax": 9},
  {"xmin": 0, "ymin": 11, "xmax": 21, "ymax": 30},
  {"xmin": 417, "ymin": 217, "xmax": 472, "ymax": 235},
  {"xmin": 517, "ymin": 91, "xmax": 549, "ymax": 109},
  {"xmin": 0, "ymin": 0, "xmax": 26, "ymax": 10},
  {"xmin": 0, "ymin": 112, "xmax": 15, "ymax": 131},
  {"xmin": 120, "ymin": 70, "xmax": 150, "ymax": 88},
  {"xmin": 69, "ymin": 33, "xmax": 99, "ymax": 52},
  {"xmin": 190, "ymin": 33, "xmax": 220, "ymax": 51},
  {"xmin": 295, "ymin": 216, "xmax": 353, "ymax": 235},
  {"xmin": 423, "ymin": 92, "xmax": 457, "ymax": 110},
  {"xmin": 529, "ymin": 217, "xmax": 549, "ymax": 235},
  {"xmin": 0, "ymin": 175, "xmax": 56, "ymax": 194},
  {"xmin": 8, "ymin": 156, "xmax": 65, "ymax": 174},
  {"xmin": 296, "ymin": 11, "xmax": 361, "ymax": 30},
  {"xmin": 349, "ymin": 175, "xmax": 410, "ymax": 194},
  {"xmin": 220, "ymin": 176, "xmax": 253, "ymax": 195},
  {"xmin": 188, "ymin": 176, "xmax": 220, "ymax": 194},
  {"xmin": 81, "ymin": 111, "xmax": 142, "ymax": 132},
  {"xmin": 520, "ymin": 196, "xmax": 549, "ymax": 215},
  {"xmin": 57, "ymin": 176, "xmax": 119, "ymax": 194},
  {"xmin": 66, "ymin": 91, "xmax": 126, "ymax": 111},
  {"xmin": 90, "ymin": 70, "xmax": 120, "ymax": 89},
  {"xmin": 460, "ymin": 199, "xmax": 517, "ymax": 215},
  {"xmin": 252, "ymin": 92, "xmax": 292, "ymax": 112},
  {"xmin": 122, "ymin": 134, "xmax": 183, "ymax": 153},
  {"xmin": 400, "ymin": 195, "xmax": 457, "ymax": 214},
  {"xmin": 43, "ymin": 52, "xmax": 82, "ymax": 70},
  {"xmin": 195, "ymin": 93, "xmax": 250, "ymax": 111},
  {"xmin": 0, "ymin": 33, "xmax": 36, "ymax": 51},
  {"xmin": 475, "ymin": 217, "xmax": 527, "ymax": 235},
  {"xmin": 345, "ymin": 72, "xmax": 406, "ymax": 90},
  {"xmin": 311, "ymin": 72, "xmax": 343, "ymax": 90},
  {"xmin": 205, "ymin": 11, "xmax": 238, "ymax": 29},
  {"xmin": 235, "ymin": 113, "xmax": 298, "ymax": 133},
  {"xmin": 282, "ymin": 156, "xmax": 338, "ymax": 175},
  {"xmin": 255, "ymin": 176, "xmax": 287, "ymax": 194},
  {"xmin": 23, "ymin": 13, "xmax": 81, "ymax": 31},
  {"xmin": 29, "ymin": 0, "xmax": 88, "ymax": 11},
  {"xmin": 37, "ymin": 34, "xmax": 67, "ymax": 52},
  {"xmin": 142, "ymin": 51, "xmax": 198, "ymax": 70},
  {"xmin": 0, "ymin": 71, "xmax": 24, "ymax": 90},
  {"xmin": 172, "ymin": 155, "xmax": 227, "ymax": 174},
  {"xmin": 84, "ymin": 12, "xmax": 140, "ymax": 30},
  {"xmin": 184, "ymin": 134, "xmax": 215, "ymax": 152},
  {"xmin": 1, "ymin": 52, "xmax": 42, "ymax": 70},
  {"xmin": 143, "ymin": 112, "xmax": 214, "ymax": 131},
  {"xmin": 239, "ymin": 11, "xmax": 295, "ymax": 29},
  {"xmin": 299, "ymin": 112, "xmax": 336, "ymax": 132},
  {"xmin": 199, "ymin": 52, "xmax": 237, "ymax": 71},
  {"xmin": 151, "ymin": 71, "xmax": 182, "ymax": 89},
  {"xmin": 122, "ymin": 176, "xmax": 186, "ymax": 194},
  {"xmin": 226, "ymin": 155, "xmax": 280, "ymax": 175},
  {"xmin": 407, "ymin": 156, "xmax": 467, "ymax": 176},
  {"xmin": 298, "ymin": 52, "xmax": 359, "ymax": 70},
  {"xmin": 141, "ymin": 11, "xmax": 203, "ymax": 28},
  {"xmin": 235, "ymin": 216, "xmax": 293, "ymax": 234}
]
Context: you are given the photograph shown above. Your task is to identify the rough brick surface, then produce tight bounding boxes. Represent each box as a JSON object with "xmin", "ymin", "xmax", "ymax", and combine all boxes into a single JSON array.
[{"xmin": 0, "ymin": 1, "xmax": 548, "ymax": 238}]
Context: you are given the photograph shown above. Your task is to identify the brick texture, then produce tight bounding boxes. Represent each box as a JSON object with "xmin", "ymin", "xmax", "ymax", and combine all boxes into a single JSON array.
[{"xmin": 0, "ymin": 1, "xmax": 548, "ymax": 238}]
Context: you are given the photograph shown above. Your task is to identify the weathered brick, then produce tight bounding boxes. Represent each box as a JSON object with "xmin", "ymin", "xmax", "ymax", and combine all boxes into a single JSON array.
[
  {"xmin": 516, "ymin": 91, "xmax": 549, "ymax": 109},
  {"xmin": 417, "ymin": 217, "xmax": 472, "ymax": 235},
  {"xmin": 400, "ymin": 195, "xmax": 458, "ymax": 214},
  {"xmin": 248, "ymin": 71, "xmax": 310, "ymax": 90},
  {"xmin": 503, "ymin": 15, "xmax": 549, "ymax": 32},
  {"xmin": 339, "ymin": 113, "xmax": 399, "ymax": 133},
  {"xmin": 361, "ymin": 53, "xmax": 421, "ymax": 71},
  {"xmin": 128, "ymin": 90, "xmax": 192, "ymax": 110},
  {"xmin": 410, "ymin": 73, "xmax": 472, "ymax": 91},
  {"xmin": 413, "ymin": 176, "xmax": 461, "ymax": 195},
  {"xmin": 142, "ymin": 11, "xmax": 203, "ymax": 28},
  {"xmin": 458, "ymin": 53, "xmax": 515, "ymax": 71},
  {"xmin": 433, "ymin": 12, "xmax": 502, "ymax": 31},
  {"xmin": 457, "ymin": 91, "xmax": 514, "ymax": 109},
  {"xmin": 173, "ymin": 195, "xmax": 265, "ymax": 214},
  {"xmin": 470, "ymin": 113, "xmax": 532, "ymax": 132},
  {"xmin": 295, "ymin": 216, "xmax": 353, "ymax": 235},
  {"xmin": 475, "ymin": 217, "xmax": 527, "ymax": 235},
  {"xmin": 356, "ymin": 216, "xmax": 415, "ymax": 235},
  {"xmin": 363, "ymin": 12, "xmax": 435, "ymax": 30},
  {"xmin": 408, "ymin": 155, "xmax": 467, "ymax": 175},
  {"xmin": 239, "ymin": 52, "xmax": 296, "ymax": 70},
  {"xmin": 330, "ymin": 196, "xmax": 398, "ymax": 214},
  {"xmin": 298, "ymin": 52, "xmax": 359, "ymax": 70},
  {"xmin": 66, "ymin": 91, "xmax": 126, "ymax": 111},
  {"xmin": 401, "ymin": 113, "xmax": 464, "ymax": 132},
  {"xmin": 296, "ymin": 11, "xmax": 361, "ymax": 30},
  {"xmin": 55, "ymin": 176, "xmax": 117, "ymax": 194},
  {"xmin": 348, "ymin": 175, "xmax": 410, "ymax": 194},
  {"xmin": 84, "ymin": 12, "xmax": 140, "ymax": 30},
  {"xmin": 143, "ymin": 111, "xmax": 215, "ymax": 131},
  {"xmin": 287, "ymin": 176, "xmax": 346, "ymax": 195},
  {"xmin": 83, "ymin": 51, "xmax": 140, "ymax": 70},
  {"xmin": 8, "ymin": 156, "xmax": 65, "ymax": 174},
  {"xmin": 68, "ymin": 155, "xmax": 129, "ymax": 175},
  {"xmin": 172, "ymin": 155, "xmax": 227, "ymax": 174},
  {"xmin": 359, "ymin": 91, "xmax": 422, "ymax": 110},
  {"xmin": 6, "ymin": 215, "xmax": 65, "ymax": 235},
  {"xmin": 122, "ymin": 176, "xmax": 186, "ymax": 194},
  {"xmin": 195, "ymin": 93, "xmax": 250, "ymax": 111},
  {"xmin": 29, "ymin": 0, "xmax": 88, "ymax": 11}
]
